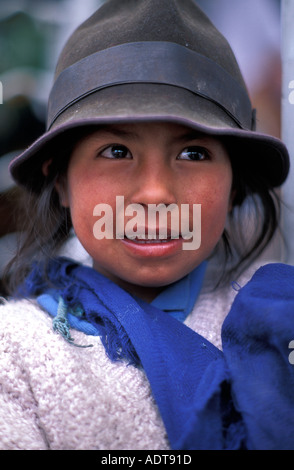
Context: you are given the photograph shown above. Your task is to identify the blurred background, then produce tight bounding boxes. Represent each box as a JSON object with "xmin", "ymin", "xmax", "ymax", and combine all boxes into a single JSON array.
[{"xmin": 0, "ymin": 0, "xmax": 285, "ymax": 292}]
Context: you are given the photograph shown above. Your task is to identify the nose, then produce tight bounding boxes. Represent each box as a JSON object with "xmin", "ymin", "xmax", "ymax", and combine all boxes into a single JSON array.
[{"xmin": 129, "ymin": 159, "xmax": 177, "ymax": 207}]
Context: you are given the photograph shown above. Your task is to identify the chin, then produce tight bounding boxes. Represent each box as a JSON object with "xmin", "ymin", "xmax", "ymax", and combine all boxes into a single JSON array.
[{"xmin": 123, "ymin": 272, "xmax": 186, "ymax": 289}]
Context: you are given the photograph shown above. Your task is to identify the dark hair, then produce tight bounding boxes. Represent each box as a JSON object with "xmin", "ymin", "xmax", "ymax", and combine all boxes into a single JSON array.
[
  {"xmin": 2, "ymin": 128, "xmax": 282, "ymax": 295},
  {"xmin": 3, "ymin": 159, "xmax": 72, "ymax": 295},
  {"xmin": 213, "ymin": 136, "xmax": 282, "ymax": 285}
]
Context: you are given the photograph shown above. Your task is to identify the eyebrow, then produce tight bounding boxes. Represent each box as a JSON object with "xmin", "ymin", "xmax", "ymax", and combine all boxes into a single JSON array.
[
  {"xmin": 175, "ymin": 130, "xmax": 208, "ymax": 142},
  {"xmin": 98, "ymin": 126, "xmax": 140, "ymax": 140},
  {"xmin": 95, "ymin": 125, "xmax": 208, "ymax": 143}
]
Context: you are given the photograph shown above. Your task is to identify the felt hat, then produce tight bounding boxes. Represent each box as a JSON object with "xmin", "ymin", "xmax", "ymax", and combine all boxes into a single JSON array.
[{"xmin": 9, "ymin": 0, "xmax": 289, "ymax": 192}]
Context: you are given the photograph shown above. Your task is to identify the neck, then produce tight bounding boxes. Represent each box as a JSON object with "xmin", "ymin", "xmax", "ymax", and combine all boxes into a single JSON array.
[{"xmin": 92, "ymin": 263, "xmax": 165, "ymax": 303}]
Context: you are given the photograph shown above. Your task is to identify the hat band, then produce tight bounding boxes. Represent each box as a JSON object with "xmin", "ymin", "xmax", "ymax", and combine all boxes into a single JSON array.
[{"xmin": 48, "ymin": 41, "xmax": 253, "ymax": 130}]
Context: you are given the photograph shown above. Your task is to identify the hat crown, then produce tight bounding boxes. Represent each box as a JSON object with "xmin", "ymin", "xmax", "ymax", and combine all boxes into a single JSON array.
[
  {"xmin": 56, "ymin": 0, "xmax": 246, "ymax": 90},
  {"xmin": 9, "ymin": 0, "xmax": 289, "ymax": 192}
]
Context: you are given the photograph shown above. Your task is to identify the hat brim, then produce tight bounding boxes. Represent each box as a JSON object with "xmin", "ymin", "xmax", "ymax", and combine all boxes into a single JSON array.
[{"xmin": 9, "ymin": 84, "xmax": 290, "ymax": 191}]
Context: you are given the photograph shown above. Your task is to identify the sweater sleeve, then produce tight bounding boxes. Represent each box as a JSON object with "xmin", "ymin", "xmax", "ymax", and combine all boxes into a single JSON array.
[{"xmin": 0, "ymin": 300, "xmax": 48, "ymax": 450}]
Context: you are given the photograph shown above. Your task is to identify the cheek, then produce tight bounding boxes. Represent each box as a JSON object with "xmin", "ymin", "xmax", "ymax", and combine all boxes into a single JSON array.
[
  {"xmin": 200, "ymin": 181, "xmax": 232, "ymax": 238},
  {"xmin": 66, "ymin": 169, "xmax": 121, "ymax": 246},
  {"xmin": 185, "ymin": 171, "xmax": 232, "ymax": 241},
  {"xmin": 65, "ymin": 170, "xmax": 96, "ymax": 235}
]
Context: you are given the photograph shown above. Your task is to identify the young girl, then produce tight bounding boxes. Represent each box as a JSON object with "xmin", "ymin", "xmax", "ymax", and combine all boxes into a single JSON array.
[{"xmin": 0, "ymin": 0, "xmax": 291, "ymax": 450}]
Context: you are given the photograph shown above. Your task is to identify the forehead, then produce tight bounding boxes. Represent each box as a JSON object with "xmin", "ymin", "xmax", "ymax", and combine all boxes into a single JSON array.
[{"xmin": 76, "ymin": 121, "xmax": 221, "ymax": 145}]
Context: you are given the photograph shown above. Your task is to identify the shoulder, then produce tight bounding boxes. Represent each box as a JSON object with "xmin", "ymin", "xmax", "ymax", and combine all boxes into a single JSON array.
[
  {"xmin": 185, "ymin": 261, "xmax": 264, "ymax": 349},
  {"xmin": 0, "ymin": 296, "xmax": 51, "ymax": 322},
  {"xmin": 236, "ymin": 262, "xmax": 294, "ymax": 295},
  {"xmin": 226, "ymin": 262, "xmax": 294, "ymax": 334},
  {"xmin": 227, "ymin": 262, "xmax": 294, "ymax": 316},
  {"xmin": 0, "ymin": 297, "xmax": 52, "ymax": 344},
  {"xmin": 0, "ymin": 297, "xmax": 96, "ymax": 367}
]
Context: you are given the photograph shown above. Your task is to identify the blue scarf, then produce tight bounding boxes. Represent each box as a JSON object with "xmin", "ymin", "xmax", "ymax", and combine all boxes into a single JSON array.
[
  {"xmin": 35, "ymin": 260, "xmax": 207, "ymax": 343},
  {"xmin": 17, "ymin": 258, "xmax": 294, "ymax": 449}
]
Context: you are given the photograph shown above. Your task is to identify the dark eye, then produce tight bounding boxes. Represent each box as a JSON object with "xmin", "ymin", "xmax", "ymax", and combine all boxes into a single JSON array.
[
  {"xmin": 178, "ymin": 146, "xmax": 209, "ymax": 161},
  {"xmin": 100, "ymin": 144, "xmax": 132, "ymax": 159}
]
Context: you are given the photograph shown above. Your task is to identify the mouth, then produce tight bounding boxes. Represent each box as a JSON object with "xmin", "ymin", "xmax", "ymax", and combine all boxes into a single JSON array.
[
  {"xmin": 126, "ymin": 238, "xmax": 174, "ymax": 244},
  {"xmin": 124, "ymin": 226, "xmax": 180, "ymax": 241},
  {"xmin": 124, "ymin": 234, "xmax": 179, "ymax": 243},
  {"xmin": 121, "ymin": 231, "xmax": 183, "ymax": 257}
]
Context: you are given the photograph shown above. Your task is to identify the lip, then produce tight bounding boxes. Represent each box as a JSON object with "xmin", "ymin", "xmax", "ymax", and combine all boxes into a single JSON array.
[
  {"xmin": 126, "ymin": 226, "xmax": 180, "ymax": 239},
  {"xmin": 121, "ymin": 236, "xmax": 183, "ymax": 258}
]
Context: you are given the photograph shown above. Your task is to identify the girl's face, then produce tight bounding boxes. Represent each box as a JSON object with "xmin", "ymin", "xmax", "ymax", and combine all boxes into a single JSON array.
[{"xmin": 58, "ymin": 122, "xmax": 233, "ymax": 301}]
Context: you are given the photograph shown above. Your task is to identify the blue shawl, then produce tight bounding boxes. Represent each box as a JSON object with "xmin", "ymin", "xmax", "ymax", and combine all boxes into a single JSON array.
[{"xmin": 17, "ymin": 258, "xmax": 294, "ymax": 449}]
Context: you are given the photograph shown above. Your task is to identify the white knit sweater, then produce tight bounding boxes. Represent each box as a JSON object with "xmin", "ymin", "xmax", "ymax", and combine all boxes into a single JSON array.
[{"xmin": 0, "ymin": 262, "xmax": 259, "ymax": 450}]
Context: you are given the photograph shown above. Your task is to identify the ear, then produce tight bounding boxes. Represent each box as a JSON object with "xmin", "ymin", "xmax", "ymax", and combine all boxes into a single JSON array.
[
  {"xmin": 228, "ymin": 188, "xmax": 237, "ymax": 213},
  {"xmin": 42, "ymin": 159, "xmax": 52, "ymax": 177},
  {"xmin": 55, "ymin": 176, "xmax": 70, "ymax": 208},
  {"xmin": 42, "ymin": 159, "xmax": 70, "ymax": 208}
]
